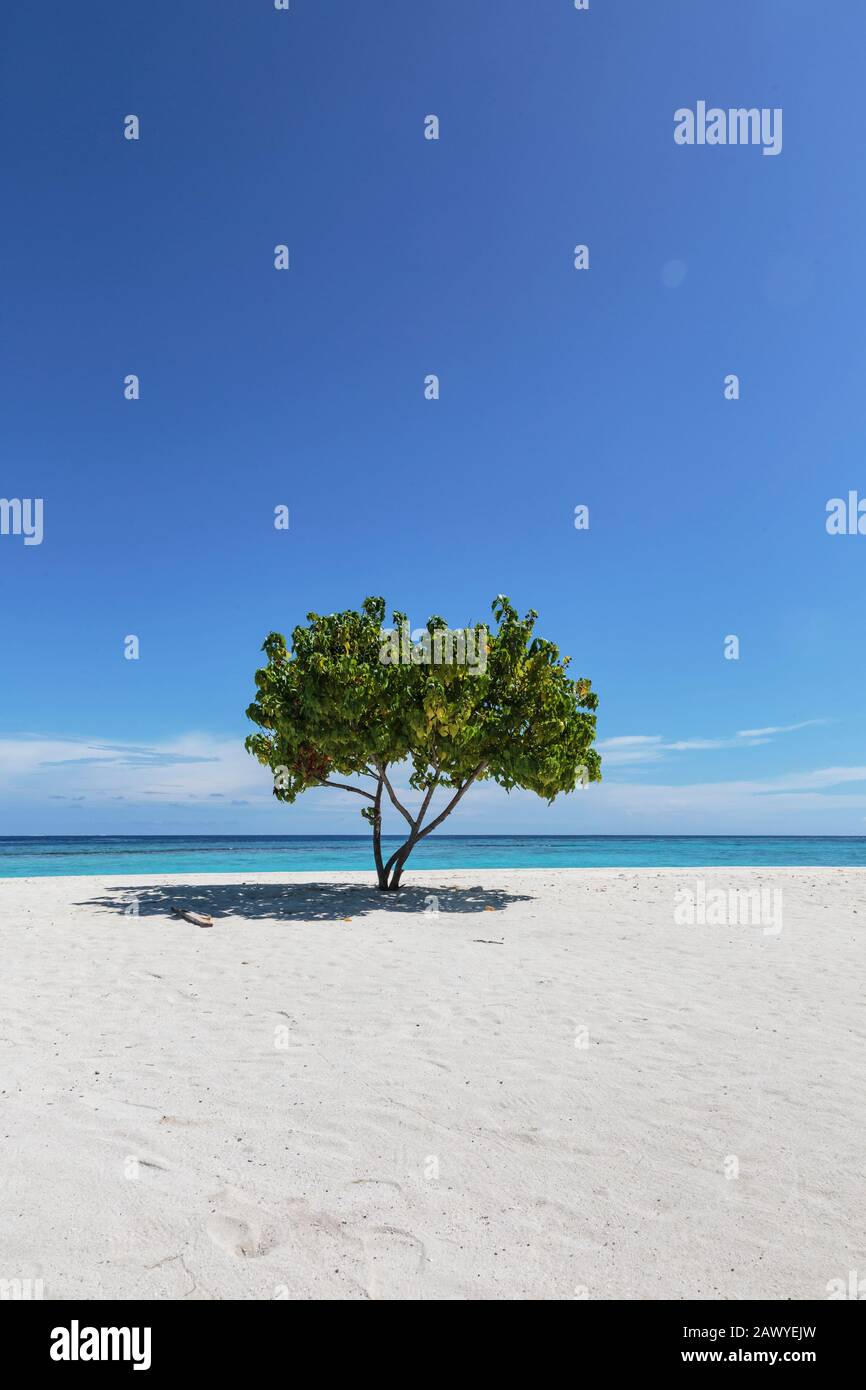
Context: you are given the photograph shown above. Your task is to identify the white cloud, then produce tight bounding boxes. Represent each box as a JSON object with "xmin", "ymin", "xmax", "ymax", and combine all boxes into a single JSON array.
[
  {"xmin": 449, "ymin": 766, "xmax": 866, "ymax": 835},
  {"xmin": 0, "ymin": 728, "xmax": 860, "ymax": 837},
  {"xmin": 736, "ymin": 720, "xmax": 827, "ymax": 739},
  {"xmin": 0, "ymin": 732, "xmax": 442, "ymax": 835},
  {"xmin": 595, "ymin": 735, "xmax": 664, "ymax": 766},
  {"xmin": 0, "ymin": 734, "xmax": 262, "ymax": 805},
  {"xmin": 597, "ymin": 719, "xmax": 826, "ymax": 766}
]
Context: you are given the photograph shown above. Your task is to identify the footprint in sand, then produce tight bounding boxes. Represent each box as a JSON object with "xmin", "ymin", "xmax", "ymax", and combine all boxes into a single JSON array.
[
  {"xmin": 362, "ymin": 1225, "xmax": 429, "ymax": 1299},
  {"xmin": 205, "ymin": 1186, "xmax": 281, "ymax": 1259},
  {"xmin": 206, "ymin": 1212, "xmax": 265, "ymax": 1258}
]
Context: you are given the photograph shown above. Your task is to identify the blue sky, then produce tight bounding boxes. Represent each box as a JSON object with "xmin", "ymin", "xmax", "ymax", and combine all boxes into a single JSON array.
[{"xmin": 1, "ymin": 0, "xmax": 864, "ymax": 836}]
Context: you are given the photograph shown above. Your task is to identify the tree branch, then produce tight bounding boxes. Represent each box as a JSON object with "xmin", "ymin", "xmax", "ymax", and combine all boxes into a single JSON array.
[
  {"xmin": 317, "ymin": 780, "xmax": 377, "ymax": 802},
  {"xmin": 412, "ymin": 771, "xmax": 440, "ymax": 831},
  {"xmin": 381, "ymin": 764, "xmax": 486, "ymax": 880},
  {"xmin": 413, "ymin": 763, "xmax": 487, "ymax": 842},
  {"xmin": 378, "ymin": 767, "xmax": 415, "ymax": 827}
]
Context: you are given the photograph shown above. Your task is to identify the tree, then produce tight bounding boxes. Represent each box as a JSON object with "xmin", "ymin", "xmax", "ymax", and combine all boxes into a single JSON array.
[{"xmin": 245, "ymin": 596, "xmax": 601, "ymax": 890}]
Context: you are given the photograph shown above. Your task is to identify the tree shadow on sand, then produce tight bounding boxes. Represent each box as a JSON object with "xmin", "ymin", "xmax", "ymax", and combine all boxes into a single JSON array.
[{"xmin": 74, "ymin": 881, "xmax": 534, "ymax": 924}]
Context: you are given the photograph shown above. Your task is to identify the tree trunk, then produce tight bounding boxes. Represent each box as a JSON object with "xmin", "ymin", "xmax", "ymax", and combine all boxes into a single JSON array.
[
  {"xmin": 371, "ymin": 777, "xmax": 388, "ymax": 889},
  {"xmin": 382, "ymin": 837, "xmax": 416, "ymax": 890},
  {"xmin": 389, "ymin": 861, "xmax": 408, "ymax": 890},
  {"xmin": 373, "ymin": 763, "xmax": 487, "ymax": 890}
]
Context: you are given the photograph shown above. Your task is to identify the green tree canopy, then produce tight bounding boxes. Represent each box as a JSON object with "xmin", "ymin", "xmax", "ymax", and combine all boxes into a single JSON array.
[{"xmin": 246, "ymin": 595, "xmax": 600, "ymax": 888}]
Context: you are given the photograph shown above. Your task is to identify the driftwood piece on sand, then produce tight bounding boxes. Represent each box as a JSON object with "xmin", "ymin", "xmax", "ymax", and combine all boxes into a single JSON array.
[{"xmin": 172, "ymin": 909, "xmax": 214, "ymax": 928}]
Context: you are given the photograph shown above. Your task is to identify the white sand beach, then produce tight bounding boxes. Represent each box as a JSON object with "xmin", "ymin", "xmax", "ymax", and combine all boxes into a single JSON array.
[{"xmin": 2, "ymin": 868, "xmax": 864, "ymax": 1301}]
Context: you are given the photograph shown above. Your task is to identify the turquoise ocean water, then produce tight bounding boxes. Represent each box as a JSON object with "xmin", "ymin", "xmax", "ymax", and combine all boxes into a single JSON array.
[{"xmin": 0, "ymin": 835, "xmax": 864, "ymax": 878}]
